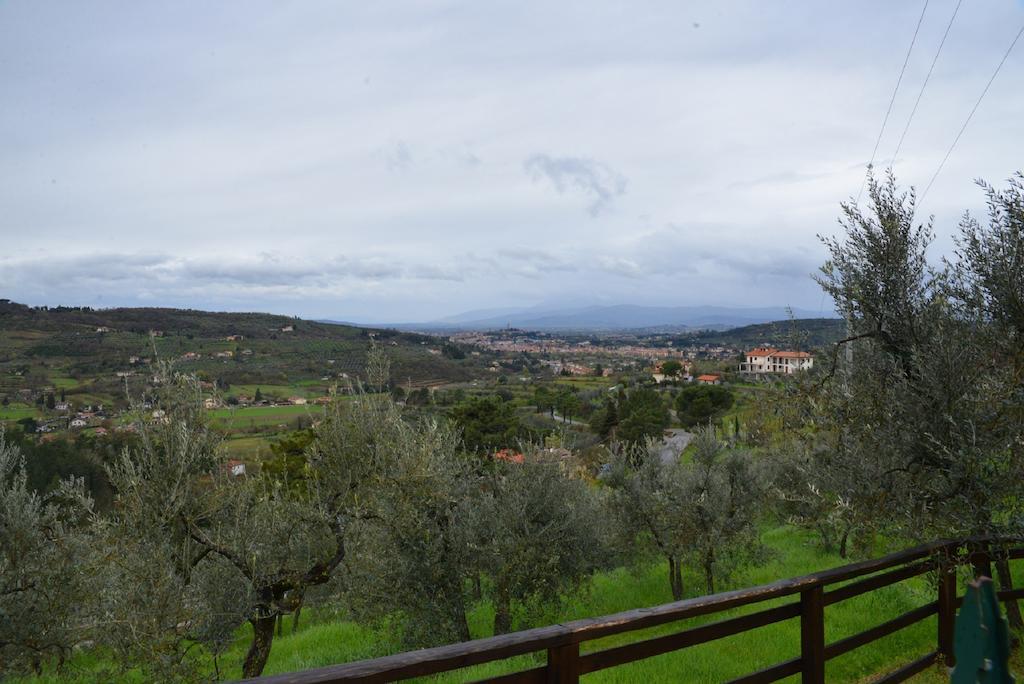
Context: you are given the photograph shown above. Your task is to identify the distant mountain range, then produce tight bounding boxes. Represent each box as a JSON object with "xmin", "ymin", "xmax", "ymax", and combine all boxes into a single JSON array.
[{"xmin": 338, "ymin": 304, "xmax": 838, "ymax": 332}]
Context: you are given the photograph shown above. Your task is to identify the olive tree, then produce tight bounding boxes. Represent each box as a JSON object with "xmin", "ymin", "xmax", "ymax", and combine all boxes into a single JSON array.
[
  {"xmin": 808, "ymin": 171, "xmax": 1024, "ymax": 542},
  {"xmin": 949, "ymin": 173, "xmax": 1024, "ymax": 621},
  {"xmin": 192, "ymin": 379, "xmax": 425, "ymax": 677},
  {"xmin": 472, "ymin": 452, "xmax": 607, "ymax": 634},
  {"xmin": 603, "ymin": 441, "xmax": 691, "ymax": 600},
  {"xmin": 103, "ymin": 353, "xmax": 417, "ymax": 678},
  {"xmin": 98, "ymin": 370, "xmax": 241, "ymax": 682},
  {"xmin": 340, "ymin": 416, "xmax": 478, "ymax": 647},
  {"xmin": 0, "ymin": 434, "xmax": 96, "ymax": 677},
  {"xmin": 605, "ymin": 428, "xmax": 763, "ymax": 599},
  {"xmin": 768, "ymin": 438, "xmax": 865, "ymax": 559},
  {"xmin": 675, "ymin": 427, "xmax": 763, "ymax": 594}
]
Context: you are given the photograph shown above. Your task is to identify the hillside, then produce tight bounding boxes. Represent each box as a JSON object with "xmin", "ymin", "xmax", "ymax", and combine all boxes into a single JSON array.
[
  {"xmin": 684, "ymin": 317, "xmax": 845, "ymax": 350},
  {"xmin": 0, "ymin": 300, "xmax": 486, "ymax": 413}
]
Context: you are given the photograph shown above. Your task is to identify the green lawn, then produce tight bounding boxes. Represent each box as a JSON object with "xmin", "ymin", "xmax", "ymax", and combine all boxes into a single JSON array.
[
  {"xmin": 416, "ymin": 526, "xmax": 945, "ymax": 683},
  {"xmin": 21, "ymin": 525, "xmax": 1012, "ymax": 683},
  {"xmin": 554, "ymin": 377, "xmax": 618, "ymax": 390},
  {"xmin": 49, "ymin": 375, "xmax": 83, "ymax": 389},
  {"xmin": 208, "ymin": 404, "xmax": 324, "ymax": 431},
  {"xmin": 222, "ymin": 435, "xmax": 273, "ymax": 460},
  {"xmin": 0, "ymin": 405, "xmax": 40, "ymax": 421}
]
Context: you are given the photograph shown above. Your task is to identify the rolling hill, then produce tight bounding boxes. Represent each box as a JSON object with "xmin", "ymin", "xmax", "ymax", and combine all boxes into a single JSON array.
[{"xmin": 0, "ymin": 300, "xmax": 488, "ymax": 412}]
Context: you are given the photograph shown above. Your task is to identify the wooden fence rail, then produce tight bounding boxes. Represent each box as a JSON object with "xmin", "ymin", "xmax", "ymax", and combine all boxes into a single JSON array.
[{"xmin": 243, "ymin": 537, "xmax": 1024, "ymax": 684}]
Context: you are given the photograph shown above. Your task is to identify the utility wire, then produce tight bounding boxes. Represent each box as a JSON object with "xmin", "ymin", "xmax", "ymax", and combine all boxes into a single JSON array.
[
  {"xmin": 919, "ymin": 21, "xmax": 1024, "ymax": 204},
  {"xmin": 891, "ymin": 0, "xmax": 963, "ymax": 164},
  {"xmin": 857, "ymin": 0, "xmax": 931, "ymax": 203}
]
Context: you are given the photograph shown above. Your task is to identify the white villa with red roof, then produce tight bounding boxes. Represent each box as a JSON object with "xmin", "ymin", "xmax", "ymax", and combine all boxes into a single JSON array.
[{"xmin": 740, "ymin": 347, "xmax": 813, "ymax": 375}]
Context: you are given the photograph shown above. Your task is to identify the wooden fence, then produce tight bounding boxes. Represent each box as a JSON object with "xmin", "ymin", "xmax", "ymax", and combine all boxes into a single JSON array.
[{"xmin": 244, "ymin": 537, "xmax": 1024, "ymax": 684}]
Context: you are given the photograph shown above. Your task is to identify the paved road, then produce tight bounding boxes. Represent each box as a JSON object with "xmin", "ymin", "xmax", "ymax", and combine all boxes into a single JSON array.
[
  {"xmin": 551, "ymin": 411, "xmax": 587, "ymax": 426},
  {"xmin": 656, "ymin": 429, "xmax": 693, "ymax": 465}
]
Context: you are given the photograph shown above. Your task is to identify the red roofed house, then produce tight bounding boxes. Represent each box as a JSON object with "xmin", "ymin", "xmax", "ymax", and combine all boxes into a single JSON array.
[
  {"xmin": 494, "ymin": 449, "xmax": 525, "ymax": 464},
  {"xmin": 696, "ymin": 374, "xmax": 722, "ymax": 385},
  {"xmin": 740, "ymin": 347, "xmax": 813, "ymax": 375},
  {"xmin": 224, "ymin": 460, "xmax": 247, "ymax": 477}
]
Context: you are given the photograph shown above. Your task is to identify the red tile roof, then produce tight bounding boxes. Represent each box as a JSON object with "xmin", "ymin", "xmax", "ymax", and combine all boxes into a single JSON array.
[
  {"xmin": 494, "ymin": 449, "xmax": 525, "ymax": 464},
  {"xmin": 747, "ymin": 347, "xmax": 778, "ymax": 356}
]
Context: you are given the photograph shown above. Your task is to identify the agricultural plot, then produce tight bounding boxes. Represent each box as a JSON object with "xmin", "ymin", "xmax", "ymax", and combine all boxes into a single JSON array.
[
  {"xmin": 222, "ymin": 435, "xmax": 273, "ymax": 460},
  {"xmin": 207, "ymin": 404, "xmax": 326, "ymax": 432},
  {"xmin": 0, "ymin": 405, "xmax": 40, "ymax": 422}
]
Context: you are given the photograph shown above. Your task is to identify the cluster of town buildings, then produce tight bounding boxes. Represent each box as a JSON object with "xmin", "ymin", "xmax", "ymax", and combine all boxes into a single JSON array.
[
  {"xmin": 649, "ymin": 361, "xmax": 724, "ymax": 385},
  {"xmin": 451, "ymin": 331, "xmax": 737, "ymax": 362},
  {"xmin": 536, "ymin": 359, "xmax": 615, "ymax": 376},
  {"xmin": 200, "ymin": 394, "xmax": 333, "ymax": 410},
  {"xmin": 453, "ymin": 331, "xmax": 815, "ymax": 383},
  {"xmin": 34, "ymin": 402, "xmax": 114, "ymax": 434}
]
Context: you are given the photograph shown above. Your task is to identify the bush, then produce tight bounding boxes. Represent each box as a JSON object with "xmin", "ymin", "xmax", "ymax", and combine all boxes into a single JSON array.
[{"xmin": 675, "ymin": 385, "xmax": 734, "ymax": 428}]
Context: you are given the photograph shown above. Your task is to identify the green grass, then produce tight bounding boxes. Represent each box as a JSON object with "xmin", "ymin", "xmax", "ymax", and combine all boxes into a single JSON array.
[
  {"xmin": 245, "ymin": 525, "xmax": 975, "ymax": 682},
  {"xmin": 49, "ymin": 375, "xmax": 82, "ymax": 389},
  {"xmin": 222, "ymin": 435, "xmax": 273, "ymax": 460},
  {"xmin": 207, "ymin": 404, "xmax": 324, "ymax": 430},
  {"xmin": 554, "ymin": 377, "xmax": 618, "ymax": 390},
  {"xmin": 0, "ymin": 404, "xmax": 40, "ymax": 421},
  {"xmin": 421, "ymin": 526, "xmax": 944, "ymax": 683}
]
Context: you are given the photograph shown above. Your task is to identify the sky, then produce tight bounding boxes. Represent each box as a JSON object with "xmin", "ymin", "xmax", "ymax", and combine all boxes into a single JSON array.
[{"xmin": 1, "ymin": 1, "xmax": 1022, "ymax": 323}]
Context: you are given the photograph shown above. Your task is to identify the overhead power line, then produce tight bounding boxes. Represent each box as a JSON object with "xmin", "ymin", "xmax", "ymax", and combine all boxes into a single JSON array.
[
  {"xmin": 919, "ymin": 21, "xmax": 1024, "ymax": 204},
  {"xmin": 857, "ymin": 0, "xmax": 931, "ymax": 203},
  {"xmin": 891, "ymin": 0, "xmax": 963, "ymax": 164}
]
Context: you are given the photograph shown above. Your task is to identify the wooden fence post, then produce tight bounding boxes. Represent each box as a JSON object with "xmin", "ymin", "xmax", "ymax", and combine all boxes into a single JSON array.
[
  {"xmin": 972, "ymin": 540, "xmax": 993, "ymax": 579},
  {"xmin": 546, "ymin": 642, "xmax": 580, "ymax": 684},
  {"xmin": 800, "ymin": 586, "xmax": 825, "ymax": 684},
  {"xmin": 937, "ymin": 557, "xmax": 957, "ymax": 667}
]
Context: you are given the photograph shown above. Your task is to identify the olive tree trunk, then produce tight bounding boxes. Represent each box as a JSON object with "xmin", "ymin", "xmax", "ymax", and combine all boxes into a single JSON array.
[
  {"xmin": 668, "ymin": 555, "xmax": 684, "ymax": 601},
  {"xmin": 493, "ymin": 585, "xmax": 512, "ymax": 635},
  {"xmin": 242, "ymin": 613, "xmax": 277, "ymax": 678},
  {"xmin": 703, "ymin": 549, "xmax": 715, "ymax": 595}
]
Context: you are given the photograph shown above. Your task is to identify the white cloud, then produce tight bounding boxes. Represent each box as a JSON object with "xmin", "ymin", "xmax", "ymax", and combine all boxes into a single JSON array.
[
  {"xmin": 0, "ymin": 0, "xmax": 1021, "ymax": 320},
  {"xmin": 524, "ymin": 154, "xmax": 628, "ymax": 216}
]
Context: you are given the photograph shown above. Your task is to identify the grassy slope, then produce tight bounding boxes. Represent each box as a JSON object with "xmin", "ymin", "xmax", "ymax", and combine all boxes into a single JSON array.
[
  {"xmin": 30, "ymin": 526, "xmax": 1010, "ymax": 683},
  {"xmin": 0, "ymin": 404, "xmax": 39, "ymax": 421},
  {"xmin": 240, "ymin": 526, "xmax": 971, "ymax": 682}
]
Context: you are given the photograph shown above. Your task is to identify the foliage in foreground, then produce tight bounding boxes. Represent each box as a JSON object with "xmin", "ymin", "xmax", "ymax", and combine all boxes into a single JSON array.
[{"xmin": 0, "ymin": 435, "xmax": 96, "ymax": 675}]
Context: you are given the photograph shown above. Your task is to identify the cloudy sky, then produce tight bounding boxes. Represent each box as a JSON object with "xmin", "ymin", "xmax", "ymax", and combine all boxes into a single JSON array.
[{"xmin": 1, "ymin": 1, "xmax": 1022, "ymax": 322}]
